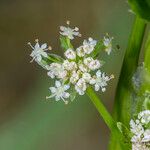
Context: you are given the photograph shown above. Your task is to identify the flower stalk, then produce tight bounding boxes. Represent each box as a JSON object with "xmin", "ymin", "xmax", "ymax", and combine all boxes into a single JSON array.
[
  {"xmin": 86, "ymin": 86, "xmax": 116, "ymax": 131},
  {"xmin": 86, "ymin": 86, "xmax": 130, "ymax": 149}
]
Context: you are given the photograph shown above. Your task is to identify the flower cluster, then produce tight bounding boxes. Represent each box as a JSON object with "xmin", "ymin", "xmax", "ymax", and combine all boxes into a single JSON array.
[
  {"xmin": 28, "ymin": 22, "xmax": 114, "ymax": 104},
  {"xmin": 130, "ymin": 110, "xmax": 150, "ymax": 150}
]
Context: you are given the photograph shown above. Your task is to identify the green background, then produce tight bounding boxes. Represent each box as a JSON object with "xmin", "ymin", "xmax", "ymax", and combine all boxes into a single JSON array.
[{"xmin": 0, "ymin": 0, "xmax": 136, "ymax": 149}]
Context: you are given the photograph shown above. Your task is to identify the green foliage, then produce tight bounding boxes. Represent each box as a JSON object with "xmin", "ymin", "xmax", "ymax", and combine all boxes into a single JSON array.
[
  {"xmin": 40, "ymin": 53, "xmax": 63, "ymax": 67},
  {"xmin": 144, "ymin": 96, "xmax": 150, "ymax": 110},
  {"xmin": 144, "ymin": 32, "xmax": 150, "ymax": 71},
  {"xmin": 116, "ymin": 122, "xmax": 132, "ymax": 149},
  {"xmin": 60, "ymin": 35, "xmax": 73, "ymax": 50},
  {"xmin": 113, "ymin": 16, "xmax": 146, "ymax": 126},
  {"xmin": 86, "ymin": 86, "xmax": 116, "ymax": 131},
  {"xmin": 128, "ymin": 0, "xmax": 150, "ymax": 21},
  {"xmin": 117, "ymin": 122, "xmax": 132, "ymax": 140},
  {"xmin": 47, "ymin": 53, "xmax": 64, "ymax": 63}
]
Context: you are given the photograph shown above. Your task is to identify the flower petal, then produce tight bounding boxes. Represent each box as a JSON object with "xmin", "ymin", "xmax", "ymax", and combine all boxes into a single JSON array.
[
  {"xmin": 34, "ymin": 42, "xmax": 40, "ymax": 49},
  {"xmin": 55, "ymin": 81, "xmax": 61, "ymax": 87},
  {"xmin": 41, "ymin": 43, "xmax": 47, "ymax": 49}
]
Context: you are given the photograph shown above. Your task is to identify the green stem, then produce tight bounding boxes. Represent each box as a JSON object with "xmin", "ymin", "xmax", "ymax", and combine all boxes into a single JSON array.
[
  {"xmin": 114, "ymin": 16, "xmax": 146, "ymax": 125},
  {"xmin": 109, "ymin": 16, "xmax": 146, "ymax": 149},
  {"xmin": 86, "ymin": 87, "xmax": 128, "ymax": 149},
  {"xmin": 86, "ymin": 86, "xmax": 116, "ymax": 131},
  {"xmin": 144, "ymin": 32, "xmax": 150, "ymax": 71}
]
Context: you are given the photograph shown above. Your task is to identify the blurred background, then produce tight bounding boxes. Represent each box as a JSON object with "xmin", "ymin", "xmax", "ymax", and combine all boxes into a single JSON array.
[{"xmin": 0, "ymin": 0, "xmax": 134, "ymax": 149}]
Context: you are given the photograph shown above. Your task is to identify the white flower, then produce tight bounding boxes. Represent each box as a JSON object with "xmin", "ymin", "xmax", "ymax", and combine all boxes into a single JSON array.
[
  {"xmin": 83, "ymin": 57, "xmax": 101, "ymax": 70},
  {"xmin": 63, "ymin": 60, "xmax": 77, "ymax": 71},
  {"xmin": 88, "ymin": 59, "xmax": 101, "ymax": 70},
  {"xmin": 82, "ymin": 72, "xmax": 91, "ymax": 82},
  {"xmin": 103, "ymin": 35, "xmax": 113, "ymax": 55},
  {"xmin": 130, "ymin": 120, "xmax": 144, "ymax": 143},
  {"xmin": 60, "ymin": 26, "xmax": 81, "ymax": 40},
  {"xmin": 47, "ymin": 63, "xmax": 67, "ymax": 79},
  {"xmin": 130, "ymin": 120, "xmax": 144, "ymax": 137},
  {"xmin": 70, "ymin": 70, "xmax": 80, "ymax": 84},
  {"xmin": 132, "ymin": 143, "xmax": 149, "ymax": 150},
  {"xmin": 130, "ymin": 110, "xmax": 150, "ymax": 150},
  {"xmin": 28, "ymin": 41, "xmax": 48, "ymax": 62},
  {"xmin": 28, "ymin": 23, "xmax": 115, "ymax": 103},
  {"xmin": 64, "ymin": 48, "xmax": 76, "ymax": 60},
  {"xmin": 47, "ymin": 80, "xmax": 70, "ymax": 104},
  {"xmin": 78, "ymin": 63, "xmax": 89, "ymax": 72},
  {"xmin": 76, "ymin": 38, "xmax": 97, "ymax": 57},
  {"xmin": 82, "ymin": 38, "xmax": 97, "ymax": 54},
  {"xmin": 83, "ymin": 57, "xmax": 93, "ymax": 66},
  {"xmin": 141, "ymin": 129, "xmax": 150, "ymax": 143},
  {"xmin": 76, "ymin": 46, "xmax": 86, "ymax": 57},
  {"xmin": 90, "ymin": 70, "xmax": 114, "ymax": 92},
  {"xmin": 138, "ymin": 110, "xmax": 150, "ymax": 125},
  {"xmin": 75, "ymin": 78, "xmax": 87, "ymax": 95}
]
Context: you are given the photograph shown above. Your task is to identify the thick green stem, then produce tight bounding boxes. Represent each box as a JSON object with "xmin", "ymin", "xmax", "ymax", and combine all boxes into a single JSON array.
[
  {"xmin": 114, "ymin": 16, "xmax": 146, "ymax": 124},
  {"xmin": 144, "ymin": 32, "xmax": 150, "ymax": 71},
  {"xmin": 109, "ymin": 16, "xmax": 146, "ymax": 149}
]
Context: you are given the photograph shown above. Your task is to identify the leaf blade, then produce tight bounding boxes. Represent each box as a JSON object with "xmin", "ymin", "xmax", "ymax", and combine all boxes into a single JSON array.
[{"xmin": 128, "ymin": 0, "xmax": 150, "ymax": 21}]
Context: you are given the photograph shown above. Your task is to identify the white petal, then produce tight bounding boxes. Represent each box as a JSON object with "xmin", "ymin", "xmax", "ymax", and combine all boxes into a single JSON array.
[
  {"xmin": 36, "ymin": 55, "xmax": 42, "ymax": 62},
  {"xmin": 88, "ymin": 37, "xmax": 93, "ymax": 41},
  {"xmin": 55, "ymin": 81, "xmax": 61, "ymax": 87},
  {"xmin": 30, "ymin": 51, "xmax": 35, "ymax": 57},
  {"xmin": 102, "ymin": 88, "xmax": 106, "ymax": 92},
  {"xmin": 50, "ymin": 87, "xmax": 56, "ymax": 93},
  {"xmin": 64, "ymin": 85, "xmax": 70, "ymax": 90},
  {"xmin": 47, "ymin": 71, "xmax": 55, "ymax": 78},
  {"xmin": 96, "ymin": 70, "xmax": 102, "ymax": 77},
  {"xmin": 74, "ymin": 27, "xmax": 79, "ymax": 31},
  {"xmin": 34, "ymin": 43, "xmax": 40, "ymax": 50},
  {"xmin": 55, "ymin": 96, "xmax": 60, "ymax": 101},
  {"xmin": 60, "ymin": 26, "xmax": 66, "ymax": 31},
  {"xmin": 89, "ymin": 78, "xmax": 96, "ymax": 84},
  {"xmin": 78, "ymin": 90, "xmax": 84, "ymax": 95},
  {"xmin": 73, "ymin": 31, "xmax": 80, "ymax": 36},
  {"xmin": 41, "ymin": 43, "xmax": 47, "ymax": 49},
  {"xmin": 95, "ymin": 84, "xmax": 100, "ymax": 91},
  {"xmin": 63, "ymin": 92, "xmax": 70, "ymax": 98}
]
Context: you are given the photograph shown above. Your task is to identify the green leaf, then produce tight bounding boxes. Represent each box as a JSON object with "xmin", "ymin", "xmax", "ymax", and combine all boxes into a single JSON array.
[
  {"xmin": 60, "ymin": 35, "xmax": 73, "ymax": 51},
  {"xmin": 116, "ymin": 122, "xmax": 132, "ymax": 149},
  {"xmin": 144, "ymin": 97, "xmax": 150, "ymax": 110},
  {"xmin": 117, "ymin": 122, "xmax": 132, "ymax": 139},
  {"xmin": 128, "ymin": 0, "xmax": 150, "ymax": 21},
  {"xmin": 90, "ymin": 40, "xmax": 104, "ymax": 58},
  {"xmin": 47, "ymin": 53, "xmax": 64, "ymax": 63}
]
